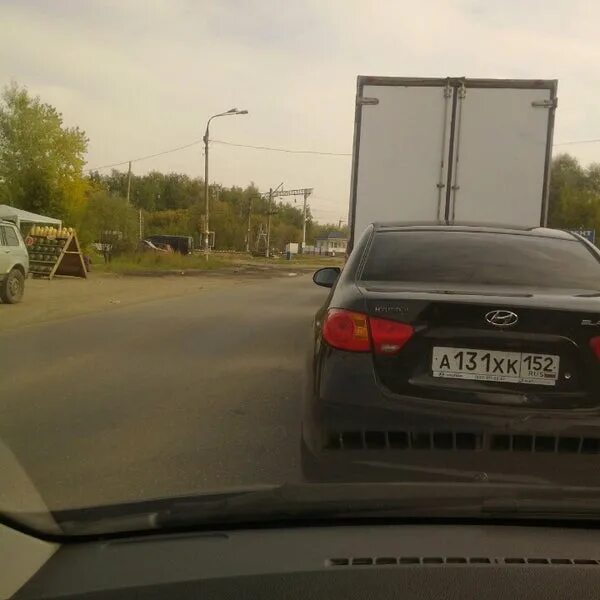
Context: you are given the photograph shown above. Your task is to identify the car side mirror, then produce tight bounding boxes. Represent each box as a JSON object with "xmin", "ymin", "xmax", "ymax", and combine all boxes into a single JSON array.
[{"xmin": 313, "ymin": 267, "xmax": 341, "ymax": 288}]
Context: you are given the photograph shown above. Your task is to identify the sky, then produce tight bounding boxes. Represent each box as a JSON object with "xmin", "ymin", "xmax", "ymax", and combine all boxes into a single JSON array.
[{"xmin": 2, "ymin": 0, "xmax": 600, "ymax": 223}]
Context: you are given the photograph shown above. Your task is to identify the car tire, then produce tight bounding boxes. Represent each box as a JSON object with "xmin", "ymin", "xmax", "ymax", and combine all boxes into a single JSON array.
[{"xmin": 1, "ymin": 268, "xmax": 25, "ymax": 304}]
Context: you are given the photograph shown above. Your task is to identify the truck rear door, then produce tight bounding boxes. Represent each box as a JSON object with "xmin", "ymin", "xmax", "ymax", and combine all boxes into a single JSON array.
[
  {"xmin": 351, "ymin": 81, "xmax": 453, "ymax": 239},
  {"xmin": 349, "ymin": 77, "xmax": 557, "ymax": 249},
  {"xmin": 448, "ymin": 84, "xmax": 556, "ymax": 226}
]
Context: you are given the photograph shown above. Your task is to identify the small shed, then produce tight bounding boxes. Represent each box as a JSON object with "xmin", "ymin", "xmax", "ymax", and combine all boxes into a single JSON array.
[
  {"xmin": 315, "ymin": 231, "xmax": 348, "ymax": 255},
  {"xmin": 0, "ymin": 205, "xmax": 62, "ymax": 230}
]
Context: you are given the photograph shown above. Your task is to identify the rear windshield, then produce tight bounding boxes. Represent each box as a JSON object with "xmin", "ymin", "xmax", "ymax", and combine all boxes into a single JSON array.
[{"xmin": 360, "ymin": 230, "xmax": 600, "ymax": 289}]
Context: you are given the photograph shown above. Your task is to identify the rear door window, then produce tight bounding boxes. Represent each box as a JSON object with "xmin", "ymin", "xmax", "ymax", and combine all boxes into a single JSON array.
[{"xmin": 360, "ymin": 230, "xmax": 600, "ymax": 289}]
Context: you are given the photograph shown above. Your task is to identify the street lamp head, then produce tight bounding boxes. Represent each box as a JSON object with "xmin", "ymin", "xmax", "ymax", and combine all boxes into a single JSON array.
[
  {"xmin": 226, "ymin": 108, "xmax": 239, "ymax": 113},
  {"xmin": 238, "ymin": 110, "xmax": 249, "ymax": 115}
]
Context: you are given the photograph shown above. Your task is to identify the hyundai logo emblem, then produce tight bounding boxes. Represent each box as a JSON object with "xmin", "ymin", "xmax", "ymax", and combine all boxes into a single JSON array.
[{"xmin": 485, "ymin": 310, "xmax": 519, "ymax": 328}]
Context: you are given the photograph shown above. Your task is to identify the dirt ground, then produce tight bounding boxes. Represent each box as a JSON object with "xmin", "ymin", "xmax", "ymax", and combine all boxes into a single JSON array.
[{"xmin": 0, "ymin": 265, "xmax": 311, "ymax": 332}]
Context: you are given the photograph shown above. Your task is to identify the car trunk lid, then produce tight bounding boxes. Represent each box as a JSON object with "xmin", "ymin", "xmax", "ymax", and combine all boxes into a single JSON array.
[{"xmin": 360, "ymin": 283, "xmax": 600, "ymax": 409}]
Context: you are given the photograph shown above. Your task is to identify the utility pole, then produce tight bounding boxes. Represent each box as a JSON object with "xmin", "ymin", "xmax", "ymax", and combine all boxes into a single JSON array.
[
  {"xmin": 126, "ymin": 161, "xmax": 132, "ymax": 204},
  {"xmin": 302, "ymin": 188, "xmax": 309, "ymax": 251},
  {"xmin": 265, "ymin": 188, "xmax": 273, "ymax": 258},
  {"xmin": 203, "ymin": 133, "xmax": 210, "ymax": 259},
  {"xmin": 246, "ymin": 196, "xmax": 253, "ymax": 253},
  {"xmin": 138, "ymin": 209, "xmax": 143, "ymax": 240},
  {"xmin": 252, "ymin": 186, "xmax": 311, "ymax": 256},
  {"xmin": 203, "ymin": 108, "xmax": 248, "ymax": 260}
]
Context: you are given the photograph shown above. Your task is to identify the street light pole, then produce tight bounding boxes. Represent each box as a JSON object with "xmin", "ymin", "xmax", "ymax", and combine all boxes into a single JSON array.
[
  {"xmin": 246, "ymin": 196, "xmax": 253, "ymax": 253},
  {"xmin": 202, "ymin": 108, "xmax": 248, "ymax": 258},
  {"xmin": 301, "ymin": 188, "xmax": 308, "ymax": 251}
]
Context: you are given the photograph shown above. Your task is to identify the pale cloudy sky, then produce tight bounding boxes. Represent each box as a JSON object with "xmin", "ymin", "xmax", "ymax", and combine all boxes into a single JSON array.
[{"xmin": 2, "ymin": 0, "xmax": 600, "ymax": 223}]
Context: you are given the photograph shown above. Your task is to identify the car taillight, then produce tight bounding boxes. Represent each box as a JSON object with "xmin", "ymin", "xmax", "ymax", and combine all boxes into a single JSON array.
[
  {"xmin": 322, "ymin": 309, "xmax": 370, "ymax": 352},
  {"xmin": 370, "ymin": 317, "xmax": 414, "ymax": 355},
  {"xmin": 591, "ymin": 337, "xmax": 600, "ymax": 361},
  {"xmin": 322, "ymin": 309, "xmax": 414, "ymax": 354}
]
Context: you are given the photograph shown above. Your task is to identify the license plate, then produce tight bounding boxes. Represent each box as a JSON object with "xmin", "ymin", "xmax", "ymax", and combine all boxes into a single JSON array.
[{"xmin": 432, "ymin": 346, "xmax": 560, "ymax": 386}]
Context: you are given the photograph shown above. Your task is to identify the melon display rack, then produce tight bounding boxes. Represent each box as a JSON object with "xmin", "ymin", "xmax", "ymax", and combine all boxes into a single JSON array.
[{"xmin": 27, "ymin": 230, "xmax": 87, "ymax": 279}]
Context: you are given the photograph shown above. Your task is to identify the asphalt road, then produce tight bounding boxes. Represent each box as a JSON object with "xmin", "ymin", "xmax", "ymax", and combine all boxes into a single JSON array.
[{"xmin": 0, "ymin": 274, "xmax": 328, "ymax": 510}]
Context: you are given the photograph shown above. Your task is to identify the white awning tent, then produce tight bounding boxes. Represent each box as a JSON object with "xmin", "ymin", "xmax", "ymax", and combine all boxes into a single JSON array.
[{"xmin": 0, "ymin": 205, "xmax": 62, "ymax": 229}]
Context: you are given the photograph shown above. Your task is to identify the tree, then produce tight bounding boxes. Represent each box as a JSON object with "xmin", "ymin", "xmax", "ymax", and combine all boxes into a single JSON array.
[
  {"xmin": 79, "ymin": 190, "xmax": 138, "ymax": 252},
  {"xmin": 548, "ymin": 154, "xmax": 600, "ymax": 235},
  {"xmin": 0, "ymin": 82, "xmax": 88, "ymax": 221},
  {"xmin": 307, "ymin": 221, "xmax": 348, "ymax": 245}
]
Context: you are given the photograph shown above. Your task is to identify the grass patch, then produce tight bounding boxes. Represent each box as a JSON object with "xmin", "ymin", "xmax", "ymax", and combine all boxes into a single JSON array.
[
  {"xmin": 288, "ymin": 255, "xmax": 345, "ymax": 266},
  {"xmin": 93, "ymin": 252, "xmax": 229, "ymax": 274},
  {"xmin": 231, "ymin": 253, "xmax": 345, "ymax": 267},
  {"xmin": 91, "ymin": 250, "xmax": 344, "ymax": 275}
]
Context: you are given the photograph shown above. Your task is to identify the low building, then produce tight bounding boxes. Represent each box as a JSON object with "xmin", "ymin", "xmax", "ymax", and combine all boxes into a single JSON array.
[{"xmin": 315, "ymin": 231, "xmax": 348, "ymax": 255}]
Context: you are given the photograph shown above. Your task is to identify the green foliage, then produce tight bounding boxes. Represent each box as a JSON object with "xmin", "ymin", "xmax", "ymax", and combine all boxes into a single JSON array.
[
  {"xmin": 79, "ymin": 190, "xmax": 138, "ymax": 253},
  {"xmin": 0, "ymin": 82, "xmax": 88, "ymax": 221},
  {"xmin": 93, "ymin": 169, "xmax": 204, "ymax": 211},
  {"xmin": 548, "ymin": 154, "xmax": 600, "ymax": 235},
  {"xmin": 308, "ymin": 221, "xmax": 349, "ymax": 244},
  {"xmin": 89, "ymin": 171, "xmax": 346, "ymax": 251}
]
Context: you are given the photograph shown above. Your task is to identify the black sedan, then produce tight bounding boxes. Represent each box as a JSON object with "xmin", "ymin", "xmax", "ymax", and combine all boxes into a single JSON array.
[{"xmin": 302, "ymin": 223, "xmax": 600, "ymax": 484}]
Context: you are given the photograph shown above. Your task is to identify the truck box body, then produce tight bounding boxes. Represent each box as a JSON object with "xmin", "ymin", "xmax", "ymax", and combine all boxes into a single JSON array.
[{"xmin": 348, "ymin": 77, "xmax": 558, "ymax": 248}]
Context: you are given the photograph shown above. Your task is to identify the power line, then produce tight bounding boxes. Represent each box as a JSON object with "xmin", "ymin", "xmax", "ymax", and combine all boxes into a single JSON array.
[
  {"xmin": 85, "ymin": 138, "xmax": 350, "ymax": 172},
  {"xmin": 85, "ymin": 139, "xmax": 203, "ymax": 172},
  {"xmin": 553, "ymin": 138, "xmax": 600, "ymax": 147},
  {"xmin": 85, "ymin": 134, "xmax": 600, "ymax": 173},
  {"xmin": 211, "ymin": 139, "xmax": 351, "ymax": 156}
]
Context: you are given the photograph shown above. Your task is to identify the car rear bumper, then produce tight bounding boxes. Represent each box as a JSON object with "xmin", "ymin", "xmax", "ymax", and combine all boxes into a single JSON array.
[
  {"xmin": 301, "ymin": 435, "xmax": 600, "ymax": 485},
  {"xmin": 303, "ymin": 351, "xmax": 600, "ymax": 484}
]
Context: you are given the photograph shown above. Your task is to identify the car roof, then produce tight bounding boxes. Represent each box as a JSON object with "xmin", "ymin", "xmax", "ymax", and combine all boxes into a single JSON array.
[{"xmin": 372, "ymin": 221, "xmax": 576, "ymax": 240}]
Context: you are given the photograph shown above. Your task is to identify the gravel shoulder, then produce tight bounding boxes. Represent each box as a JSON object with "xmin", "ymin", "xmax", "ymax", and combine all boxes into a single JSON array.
[{"xmin": 0, "ymin": 265, "xmax": 313, "ymax": 332}]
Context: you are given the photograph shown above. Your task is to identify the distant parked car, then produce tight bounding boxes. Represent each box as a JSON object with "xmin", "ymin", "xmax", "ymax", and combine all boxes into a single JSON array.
[
  {"xmin": 146, "ymin": 235, "xmax": 193, "ymax": 255},
  {"xmin": 0, "ymin": 220, "xmax": 29, "ymax": 303},
  {"xmin": 153, "ymin": 242, "xmax": 174, "ymax": 253},
  {"xmin": 137, "ymin": 240, "xmax": 169, "ymax": 253}
]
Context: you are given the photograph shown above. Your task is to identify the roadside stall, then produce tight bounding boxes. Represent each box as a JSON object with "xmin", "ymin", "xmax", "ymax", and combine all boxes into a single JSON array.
[
  {"xmin": 27, "ymin": 225, "xmax": 87, "ymax": 279},
  {"xmin": 0, "ymin": 205, "xmax": 62, "ymax": 232},
  {"xmin": 0, "ymin": 206, "xmax": 86, "ymax": 279}
]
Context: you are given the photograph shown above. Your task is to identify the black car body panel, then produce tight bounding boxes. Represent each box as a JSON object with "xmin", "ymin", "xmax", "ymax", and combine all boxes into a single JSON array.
[
  {"xmin": 302, "ymin": 223, "xmax": 600, "ymax": 484},
  {"xmin": 146, "ymin": 234, "xmax": 194, "ymax": 255}
]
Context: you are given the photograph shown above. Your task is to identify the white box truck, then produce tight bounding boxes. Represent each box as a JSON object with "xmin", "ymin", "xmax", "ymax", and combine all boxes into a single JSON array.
[{"xmin": 348, "ymin": 76, "xmax": 558, "ymax": 248}]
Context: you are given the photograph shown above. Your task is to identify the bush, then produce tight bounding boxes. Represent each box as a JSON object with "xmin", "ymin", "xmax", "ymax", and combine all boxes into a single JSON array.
[{"xmin": 79, "ymin": 190, "xmax": 138, "ymax": 254}]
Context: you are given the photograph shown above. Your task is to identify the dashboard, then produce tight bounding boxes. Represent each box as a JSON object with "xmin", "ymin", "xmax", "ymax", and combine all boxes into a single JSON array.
[{"xmin": 9, "ymin": 521, "xmax": 600, "ymax": 599}]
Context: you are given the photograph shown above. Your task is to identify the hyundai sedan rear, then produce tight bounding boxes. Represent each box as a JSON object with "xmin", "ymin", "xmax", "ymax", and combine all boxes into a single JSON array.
[{"xmin": 302, "ymin": 223, "xmax": 600, "ymax": 484}]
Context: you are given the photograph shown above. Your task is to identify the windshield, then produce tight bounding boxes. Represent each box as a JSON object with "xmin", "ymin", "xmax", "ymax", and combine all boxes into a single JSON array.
[
  {"xmin": 3, "ymin": 2, "xmax": 600, "ymax": 540},
  {"xmin": 360, "ymin": 231, "xmax": 600, "ymax": 289}
]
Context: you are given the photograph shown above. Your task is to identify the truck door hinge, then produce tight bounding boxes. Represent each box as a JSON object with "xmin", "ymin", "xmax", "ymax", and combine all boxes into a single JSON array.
[
  {"xmin": 458, "ymin": 84, "xmax": 466, "ymax": 100},
  {"xmin": 357, "ymin": 96, "xmax": 379, "ymax": 106},
  {"xmin": 532, "ymin": 98, "xmax": 558, "ymax": 109}
]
